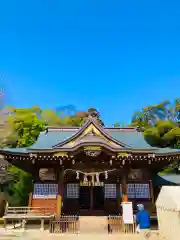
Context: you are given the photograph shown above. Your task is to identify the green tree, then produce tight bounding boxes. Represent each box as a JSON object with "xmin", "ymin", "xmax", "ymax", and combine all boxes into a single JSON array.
[
  {"xmin": 143, "ymin": 120, "xmax": 179, "ymax": 147},
  {"xmin": 0, "ymin": 164, "xmax": 17, "ymax": 216},
  {"xmin": 41, "ymin": 109, "xmax": 64, "ymax": 126},
  {"xmin": 131, "ymin": 101, "xmax": 171, "ymax": 130},
  {"xmin": 7, "ymin": 166, "xmax": 32, "ymax": 206},
  {"xmin": 87, "ymin": 108, "xmax": 104, "ymax": 126},
  {"xmin": 113, "ymin": 122, "xmax": 126, "ymax": 127},
  {"xmin": 114, "ymin": 122, "xmax": 121, "ymax": 127},
  {"xmin": 41, "ymin": 109, "xmax": 86, "ymax": 127},
  {"xmin": 6, "ymin": 107, "xmax": 46, "ymax": 147},
  {"xmin": 0, "ymin": 107, "xmax": 15, "ymax": 147},
  {"xmin": 0, "ymin": 107, "xmax": 44, "ymax": 207},
  {"xmin": 131, "ymin": 99, "xmax": 180, "ymax": 173},
  {"xmin": 131, "ymin": 99, "xmax": 180, "ymax": 148}
]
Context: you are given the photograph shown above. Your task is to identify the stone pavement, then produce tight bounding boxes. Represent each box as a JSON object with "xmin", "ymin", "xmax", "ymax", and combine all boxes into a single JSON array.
[
  {"xmin": 0, "ymin": 216, "xmax": 160, "ymax": 240},
  {"xmin": 0, "ymin": 228, "xmax": 160, "ymax": 240},
  {"xmin": 80, "ymin": 216, "xmax": 107, "ymax": 233}
]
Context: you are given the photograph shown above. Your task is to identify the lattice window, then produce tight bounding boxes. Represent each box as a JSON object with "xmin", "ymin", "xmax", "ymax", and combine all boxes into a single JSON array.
[
  {"xmin": 33, "ymin": 183, "xmax": 58, "ymax": 199},
  {"xmin": 66, "ymin": 184, "xmax": 79, "ymax": 199},
  {"xmin": 127, "ymin": 184, "xmax": 135, "ymax": 198},
  {"xmin": 134, "ymin": 184, "xmax": 150, "ymax": 199},
  {"xmin": 104, "ymin": 184, "xmax": 116, "ymax": 199}
]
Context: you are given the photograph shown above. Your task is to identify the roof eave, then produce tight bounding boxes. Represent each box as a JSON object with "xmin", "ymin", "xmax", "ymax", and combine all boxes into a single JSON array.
[{"xmin": 2, "ymin": 146, "xmax": 163, "ymax": 155}]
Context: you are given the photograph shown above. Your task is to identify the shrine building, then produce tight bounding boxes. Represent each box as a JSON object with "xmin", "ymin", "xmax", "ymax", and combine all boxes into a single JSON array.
[{"xmin": 1, "ymin": 116, "xmax": 180, "ymax": 217}]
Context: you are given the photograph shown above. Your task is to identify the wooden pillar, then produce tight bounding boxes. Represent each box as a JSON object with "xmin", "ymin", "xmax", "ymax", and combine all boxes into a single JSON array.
[
  {"xmin": 121, "ymin": 169, "xmax": 129, "ymax": 203},
  {"xmin": 57, "ymin": 167, "xmax": 64, "ymax": 218},
  {"xmin": 28, "ymin": 192, "xmax": 32, "ymax": 207},
  {"xmin": 116, "ymin": 176, "xmax": 121, "ymax": 214},
  {"xmin": 149, "ymin": 180, "xmax": 154, "ymax": 213},
  {"xmin": 40, "ymin": 218, "xmax": 45, "ymax": 231},
  {"xmin": 22, "ymin": 219, "xmax": 26, "ymax": 231}
]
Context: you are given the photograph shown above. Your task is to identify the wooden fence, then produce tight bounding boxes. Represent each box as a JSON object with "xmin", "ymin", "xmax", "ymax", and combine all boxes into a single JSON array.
[
  {"xmin": 50, "ymin": 215, "xmax": 79, "ymax": 234},
  {"xmin": 107, "ymin": 215, "xmax": 136, "ymax": 234}
]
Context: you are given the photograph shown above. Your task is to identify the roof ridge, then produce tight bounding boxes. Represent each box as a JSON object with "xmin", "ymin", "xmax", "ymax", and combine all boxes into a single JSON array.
[
  {"xmin": 47, "ymin": 126, "xmax": 80, "ymax": 129},
  {"xmin": 52, "ymin": 117, "xmax": 131, "ymax": 148},
  {"xmin": 47, "ymin": 126, "xmax": 138, "ymax": 132},
  {"xmin": 105, "ymin": 127, "xmax": 138, "ymax": 132},
  {"xmin": 47, "ymin": 127, "xmax": 79, "ymax": 132}
]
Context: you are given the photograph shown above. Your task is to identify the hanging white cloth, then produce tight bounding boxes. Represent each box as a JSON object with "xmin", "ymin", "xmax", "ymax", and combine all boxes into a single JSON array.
[
  {"xmin": 96, "ymin": 172, "xmax": 99, "ymax": 182},
  {"xmin": 76, "ymin": 171, "xmax": 79, "ymax": 180},
  {"xmin": 84, "ymin": 174, "xmax": 88, "ymax": 182}
]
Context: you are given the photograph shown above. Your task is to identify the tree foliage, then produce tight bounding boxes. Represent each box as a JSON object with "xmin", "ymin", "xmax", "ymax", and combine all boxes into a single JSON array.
[
  {"xmin": 131, "ymin": 99, "xmax": 180, "ymax": 173},
  {"xmin": 40, "ymin": 107, "xmax": 103, "ymax": 127},
  {"xmin": 7, "ymin": 165, "xmax": 33, "ymax": 206},
  {"xmin": 5, "ymin": 107, "xmax": 46, "ymax": 147},
  {"xmin": 131, "ymin": 99, "xmax": 180, "ymax": 149}
]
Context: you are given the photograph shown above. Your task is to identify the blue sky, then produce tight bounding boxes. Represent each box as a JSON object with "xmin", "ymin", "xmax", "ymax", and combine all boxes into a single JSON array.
[{"xmin": 0, "ymin": 0, "xmax": 180, "ymax": 125}]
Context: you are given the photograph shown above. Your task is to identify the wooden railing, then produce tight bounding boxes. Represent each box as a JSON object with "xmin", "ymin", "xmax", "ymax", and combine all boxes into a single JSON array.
[
  {"xmin": 5, "ymin": 206, "xmax": 54, "ymax": 217},
  {"xmin": 107, "ymin": 215, "xmax": 136, "ymax": 234},
  {"xmin": 50, "ymin": 215, "xmax": 80, "ymax": 234},
  {"xmin": 3, "ymin": 206, "xmax": 55, "ymax": 230}
]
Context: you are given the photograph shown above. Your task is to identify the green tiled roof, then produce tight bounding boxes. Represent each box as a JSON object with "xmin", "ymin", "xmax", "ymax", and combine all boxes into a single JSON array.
[
  {"xmin": 4, "ymin": 128, "xmax": 180, "ymax": 152},
  {"xmin": 106, "ymin": 130, "xmax": 155, "ymax": 149},
  {"xmin": 28, "ymin": 128, "xmax": 155, "ymax": 150},
  {"xmin": 156, "ymin": 148, "xmax": 180, "ymax": 153},
  {"xmin": 1, "ymin": 121, "xmax": 180, "ymax": 155},
  {"xmin": 29, "ymin": 130, "xmax": 76, "ymax": 150},
  {"xmin": 2, "ymin": 147, "xmax": 28, "ymax": 153}
]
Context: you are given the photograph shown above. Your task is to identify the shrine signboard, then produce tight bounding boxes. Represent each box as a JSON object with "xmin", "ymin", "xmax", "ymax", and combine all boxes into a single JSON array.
[
  {"xmin": 80, "ymin": 181, "xmax": 104, "ymax": 187},
  {"xmin": 122, "ymin": 202, "xmax": 134, "ymax": 224}
]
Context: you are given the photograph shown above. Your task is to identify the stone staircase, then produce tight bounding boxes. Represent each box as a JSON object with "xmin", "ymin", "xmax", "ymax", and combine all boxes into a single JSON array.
[{"xmin": 79, "ymin": 216, "xmax": 107, "ymax": 234}]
